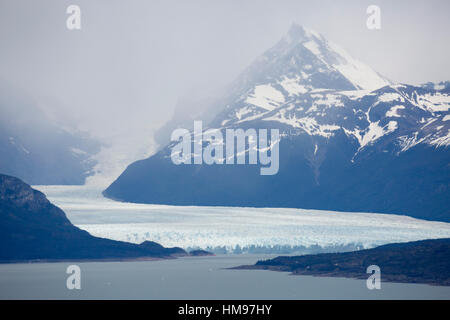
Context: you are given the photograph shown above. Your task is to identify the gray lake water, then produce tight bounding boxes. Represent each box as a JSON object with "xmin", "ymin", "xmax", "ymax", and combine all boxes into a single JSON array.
[{"xmin": 1, "ymin": 255, "xmax": 450, "ymax": 300}]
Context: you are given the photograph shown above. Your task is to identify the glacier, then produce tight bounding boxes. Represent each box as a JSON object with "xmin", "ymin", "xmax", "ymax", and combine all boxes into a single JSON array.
[{"xmin": 34, "ymin": 185, "xmax": 450, "ymax": 255}]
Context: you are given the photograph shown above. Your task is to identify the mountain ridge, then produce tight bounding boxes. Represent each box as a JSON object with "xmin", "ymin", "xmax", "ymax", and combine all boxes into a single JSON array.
[{"xmin": 104, "ymin": 25, "xmax": 449, "ymax": 221}]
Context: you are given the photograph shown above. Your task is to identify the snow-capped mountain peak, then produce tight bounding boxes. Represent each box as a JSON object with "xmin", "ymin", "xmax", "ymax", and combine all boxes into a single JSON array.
[
  {"xmin": 210, "ymin": 25, "xmax": 449, "ymax": 155},
  {"xmin": 273, "ymin": 24, "xmax": 391, "ymax": 91},
  {"xmin": 225, "ymin": 25, "xmax": 390, "ymax": 102}
]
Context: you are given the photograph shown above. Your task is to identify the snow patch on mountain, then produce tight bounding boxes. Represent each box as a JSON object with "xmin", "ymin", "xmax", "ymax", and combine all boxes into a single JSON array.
[
  {"xmin": 235, "ymin": 106, "xmax": 253, "ymax": 120},
  {"xmin": 245, "ymin": 85, "xmax": 285, "ymax": 111},
  {"xmin": 344, "ymin": 121, "xmax": 398, "ymax": 150},
  {"xmin": 264, "ymin": 113, "xmax": 340, "ymax": 138},
  {"xmin": 417, "ymin": 93, "xmax": 450, "ymax": 112},
  {"xmin": 378, "ymin": 92, "xmax": 405, "ymax": 103},
  {"xmin": 311, "ymin": 93, "xmax": 345, "ymax": 108},
  {"xmin": 397, "ymin": 133, "xmax": 428, "ymax": 152},
  {"xmin": 337, "ymin": 90, "xmax": 371, "ymax": 100},
  {"xmin": 326, "ymin": 40, "xmax": 390, "ymax": 91},
  {"xmin": 386, "ymin": 105, "xmax": 405, "ymax": 118},
  {"xmin": 429, "ymin": 130, "xmax": 450, "ymax": 148},
  {"xmin": 303, "ymin": 40, "xmax": 322, "ymax": 56},
  {"xmin": 279, "ymin": 76, "xmax": 309, "ymax": 96}
]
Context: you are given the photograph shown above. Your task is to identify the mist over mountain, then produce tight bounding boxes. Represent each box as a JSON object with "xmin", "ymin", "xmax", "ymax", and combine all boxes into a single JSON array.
[
  {"xmin": 154, "ymin": 24, "xmax": 391, "ymax": 147},
  {"xmin": 0, "ymin": 79, "xmax": 101, "ymax": 185},
  {"xmin": 104, "ymin": 25, "xmax": 449, "ymax": 221}
]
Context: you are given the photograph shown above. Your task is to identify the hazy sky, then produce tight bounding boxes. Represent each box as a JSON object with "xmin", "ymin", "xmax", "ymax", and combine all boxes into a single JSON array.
[{"xmin": 1, "ymin": 0, "xmax": 449, "ymax": 183}]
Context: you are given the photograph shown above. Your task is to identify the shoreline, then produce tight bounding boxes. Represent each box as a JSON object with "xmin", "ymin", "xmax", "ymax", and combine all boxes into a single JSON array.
[
  {"xmin": 0, "ymin": 256, "xmax": 176, "ymax": 265},
  {"xmin": 231, "ymin": 264, "xmax": 450, "ymax": 287},
  {"xmin": 0, "ymin": 252, "xmax": 216, "ymax": 265},
  {"xmin": 231, "ymin": 238, "xmax": 450, "ymax": 287}
]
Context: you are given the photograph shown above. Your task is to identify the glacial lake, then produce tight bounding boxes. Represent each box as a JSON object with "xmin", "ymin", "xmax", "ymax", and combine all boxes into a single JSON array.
[{"xmin": 1, "ymin": 255, "xmax": 450, "ymax": 299}]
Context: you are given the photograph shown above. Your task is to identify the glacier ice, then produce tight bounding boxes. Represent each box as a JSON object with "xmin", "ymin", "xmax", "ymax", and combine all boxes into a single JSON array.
[{"xmin": 35, "ymin": 185, "xmax": 450, "ymax": 254}]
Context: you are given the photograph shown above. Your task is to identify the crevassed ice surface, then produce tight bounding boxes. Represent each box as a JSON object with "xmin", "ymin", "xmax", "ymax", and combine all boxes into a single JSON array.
[{"xmin": 35, "ymin": 185, "xmax": 450, "ymax": 254}]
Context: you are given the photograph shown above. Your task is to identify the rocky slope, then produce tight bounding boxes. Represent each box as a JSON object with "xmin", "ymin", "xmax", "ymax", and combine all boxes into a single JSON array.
[{"xmin": 0, "ymin": 174, "xmax": 185, "ymax": 262}]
